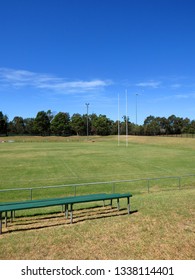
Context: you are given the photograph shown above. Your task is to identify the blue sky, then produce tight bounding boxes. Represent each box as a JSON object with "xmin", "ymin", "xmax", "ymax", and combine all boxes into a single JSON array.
[{"xmin": 0, "ymin": 0, "xmax": 195, "ymax": 124}]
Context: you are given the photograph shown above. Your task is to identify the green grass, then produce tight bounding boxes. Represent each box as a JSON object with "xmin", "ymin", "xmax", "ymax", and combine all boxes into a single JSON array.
[
  {"xmin": 0, "ymin": 189, "xmax": 194, "ymax": 260},
  {"xmin": 0, "ymin": 135, "xmax": 195, "ymax": 193},
  {"xmin": 0, "ymin": 135, "xmax": 195, "ymax": 259}
]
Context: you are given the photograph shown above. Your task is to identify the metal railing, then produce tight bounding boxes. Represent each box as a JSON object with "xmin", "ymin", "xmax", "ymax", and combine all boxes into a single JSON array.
[{"xmin": 0, "ymin": 174, "xmax": 195, "ymax": 202}]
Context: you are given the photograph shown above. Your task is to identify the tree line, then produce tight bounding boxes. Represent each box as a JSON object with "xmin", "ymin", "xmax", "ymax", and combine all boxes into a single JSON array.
[{"xmin": 0, "ymin": 110, "xmax": 195, "ymax": 136}]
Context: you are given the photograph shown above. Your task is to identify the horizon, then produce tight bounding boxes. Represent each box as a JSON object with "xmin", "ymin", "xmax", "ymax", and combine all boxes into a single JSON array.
[{"xmin": 1, "ymin": 106, "xmax": 194, "ymax": 126}]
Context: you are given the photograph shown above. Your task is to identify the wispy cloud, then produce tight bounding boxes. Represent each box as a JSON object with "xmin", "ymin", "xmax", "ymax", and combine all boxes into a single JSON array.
[
  {"xmin": 151, "ymin": 92, "xmax": 195, "ymax": 103},
  {"xmin": 171, "ymin": 83, "xmax": 182, "ymax": 89},
  {"xmin": 175, "ymin": 94, "xmax": 189, "ymax": 99},
  {"xmin": 38, "ymin": 79, "xmax": 111, "ymax": 92},
  {"xmin": 0, "ymin": 68, "xmax": 112, "ymax": 93},
  {"xmin": 136, "ymin": 80, "xmax": 161, "ymax": 88},
  {"xmin": 175, "ymin": 93, "xmax": 195, "ymax": 99}
]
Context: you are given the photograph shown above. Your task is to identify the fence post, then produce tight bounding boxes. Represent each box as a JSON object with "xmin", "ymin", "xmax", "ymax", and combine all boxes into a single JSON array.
[{"xmin": 147, "ymin": 179, "xmax": 150, "ymax": 193}]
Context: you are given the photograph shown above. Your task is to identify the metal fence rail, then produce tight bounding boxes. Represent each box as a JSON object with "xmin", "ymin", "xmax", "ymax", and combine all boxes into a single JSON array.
[{"xmin": 0, "ymin": 174, "xmax": 195, "ymax": 202}]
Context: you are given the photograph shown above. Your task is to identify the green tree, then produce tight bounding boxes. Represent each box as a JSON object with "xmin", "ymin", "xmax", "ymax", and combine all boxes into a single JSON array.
[
  {"xmin": 46, "ymin": 110, "xmax": 54, "ymax": 122},
  {"xmin": 167, "ymin": 115, "xmax": 177, "ymax": 134},
  {"xmin": 110, "ymin": 120, "xmax": 119, "ymax": 135},
  {"xmin": 11, "ymin": 116, "xmax": 25, "ymax": 134},
  {"xmin": 0, "ymin": 111, "xmax": 8, "ymax": 136},
  {"xmin": 181, "ymin": 118, "xmax": 190, "ymax": 133},
  {"xmin": 144, "ymin": 115, "xmax": 160, "ymax": 135},
  {"xmin": 34, "ymin": 111, "xmax": 50, "ymax": 136},
  {"xmin": 157, "ymin": 117, "xmax": 170, "ymax": 134},
  {"xmin": 71, "ymin": 113, "xmax": 85, "ymax": 136},
  {"xmin": 92, "ymin": 114, "xmax": 113, "ymax": 136},
  {"xmin": 89, "ymin": 113, "xmax": 98, "ymax": 135},
  {"xmin": 51, "ymin": 112, "xmax": 71, "ymax": 136},
  {"xmin": 120, "ymin": 116, "xmax": 133, "ymax": 135},
  {"xmin": 24, "ymin": 118, "xmax": 35, "ymax": 135},
  {"xmin": 167, "ymin": 115, "xmax": 187, "ymax": 134},
  {"xmin": 188, "ymin": 120, "xmax": 195, "ymax": 134}
]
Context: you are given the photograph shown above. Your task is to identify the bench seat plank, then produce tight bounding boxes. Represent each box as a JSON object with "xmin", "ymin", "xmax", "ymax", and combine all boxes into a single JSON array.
[{"xmin": 0, "ymin": 193, "xmax": 132, "ymax": 234}]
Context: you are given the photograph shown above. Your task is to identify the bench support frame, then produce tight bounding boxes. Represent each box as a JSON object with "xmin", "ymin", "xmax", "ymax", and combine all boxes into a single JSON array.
[{"xmin": 0, "ymin": 193, "xmax": 132, "ymax": 234}]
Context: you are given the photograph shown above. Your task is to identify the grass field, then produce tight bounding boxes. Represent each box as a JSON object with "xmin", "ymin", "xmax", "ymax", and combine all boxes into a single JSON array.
[
  {"xmin": 1, "ymin": 135, "xmax": 195, "ymax": 191},
  {"xmin": 0, "ymin": 135, "xmax": 195, "ymax": 259}
]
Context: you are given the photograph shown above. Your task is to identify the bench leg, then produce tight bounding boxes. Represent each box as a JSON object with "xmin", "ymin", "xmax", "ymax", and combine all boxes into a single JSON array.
[
  {"xmin": 117, "ymin": 198, "xmax": 120, "ymax": 211},
  {"xmin": 70, "ymin": 204, "xmax": 73, "ymax": 224},
  {"xmin": 5, "ymin": 212, "xmax": 7, "ymax": 228},
  {"xmin": 110, "ymin": 199, "xmax": 113, "ymax": 208},
  {"xmin": 65, "ymin": 204, "xmax": 69, "ymax": 218},
  {"xmin": 127, "ymin": 197, "xmax": 130, "ymax": 214},
  {"xmin": 0, "ymin": 212, "xmax": 2, "ymax": 234},
  {"xmin": 0, "ymin": 211, "xmax": 12, "ymax": 233},
  {"xmin": 10, "ymin": 211, "xmax": 14, "ymax": 223}
]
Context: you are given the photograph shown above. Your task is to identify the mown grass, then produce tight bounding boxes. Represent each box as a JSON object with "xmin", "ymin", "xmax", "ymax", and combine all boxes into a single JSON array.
[
  {"xmin": 0, "ymin": 135, "xmax": 195, "ymax": 259},
  {"xmin": 0, "ymin": 189, "xmax": 194, "ymax": 260},
  {"xmin": 0, "ymin": 135, "xmax": 195, "ymax": 193}
]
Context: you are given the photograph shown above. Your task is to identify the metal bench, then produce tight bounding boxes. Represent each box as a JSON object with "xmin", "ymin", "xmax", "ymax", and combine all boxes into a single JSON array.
[{"xmin": 0, "ymin": 192, "xmax": 132, "ymax": 234}]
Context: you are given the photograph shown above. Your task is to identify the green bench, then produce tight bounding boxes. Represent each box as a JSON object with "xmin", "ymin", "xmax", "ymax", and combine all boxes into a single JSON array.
[{"xmin": 0, "ymin": 192, "xmax": 132, "ymax": 234}]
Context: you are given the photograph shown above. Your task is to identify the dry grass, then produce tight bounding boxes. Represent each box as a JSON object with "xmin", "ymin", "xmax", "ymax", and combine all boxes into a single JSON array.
[
  {"xmin": 1, "ymin": 134, "xmax": 195, "ymax": 147},
  {"xmin": 0, "ymin": 136, "xmax": 194, "ymax": 260},
  {"xmin": 0, "ymin": 189, "xmax": 194, "ymax": 260}
]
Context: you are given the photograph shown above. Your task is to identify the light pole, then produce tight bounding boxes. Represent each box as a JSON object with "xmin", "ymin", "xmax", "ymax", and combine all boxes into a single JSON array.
[{"xmin": 85, "ymin": 103, "xmax": 89, "ymax": 137}]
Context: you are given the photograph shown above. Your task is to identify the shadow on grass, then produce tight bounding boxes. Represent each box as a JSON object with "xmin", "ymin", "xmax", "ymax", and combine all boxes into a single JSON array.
[{"xmin": 2, "ymin": 206, "xmax": 138, "ymax": 235}]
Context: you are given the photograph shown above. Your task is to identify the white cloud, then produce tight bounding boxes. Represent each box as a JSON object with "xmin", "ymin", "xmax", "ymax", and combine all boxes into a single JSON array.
[
  {"xmin": 38, "ymin": 79, "xmax": 112, "ymax": 92},
  {"xmin": 136, "ymin": 80, "xmax": 161, "ymax": 88},
  {"xmin": 171, "ymin": 83, "xmax": 182, "ymax": 89},
  {"xmin": 0, "ymin": 67, "xmax": 112, "ymax": 93},
  {"xmin": 175, "ymin": 93, "xmax": 195, "ymax": 99}
]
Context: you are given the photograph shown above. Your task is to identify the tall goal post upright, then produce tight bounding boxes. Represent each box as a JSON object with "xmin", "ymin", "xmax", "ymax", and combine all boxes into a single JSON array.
[
  {"xmin": 126, "ymin": 89, "xmax": 128, "ymax": 147},
  {"xmin": 118, "ymin": 93, "xmax": 120, "ymax": 146}
]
